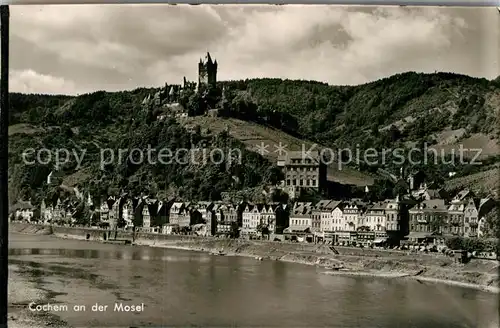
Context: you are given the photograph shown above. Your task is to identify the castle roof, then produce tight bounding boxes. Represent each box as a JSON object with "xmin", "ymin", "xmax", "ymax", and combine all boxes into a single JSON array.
[{"xmin": 205, "ymin": 52, "xmax": 212, "ymax": 63}]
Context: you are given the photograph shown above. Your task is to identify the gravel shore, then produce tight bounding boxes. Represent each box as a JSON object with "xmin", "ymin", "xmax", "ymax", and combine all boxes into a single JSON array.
[{"xmin": 8, "ymin": 264, "xmax": 69, "ymax": 328}]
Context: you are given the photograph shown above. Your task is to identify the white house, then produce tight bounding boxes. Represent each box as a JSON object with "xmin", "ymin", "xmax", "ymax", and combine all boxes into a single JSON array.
[
  {"xmin": 319, "ymin": 200, "xmax": 342, "ymax": 233},
  {"xmin": 40, "ymin": 199, "xmax": 53, "ymax": 223},
  {"xmin": 385, "ymin": 197, "xmax": 401, "ymax": 232},
  {"xmin": 242, "ymin": 204, "xmax": 261, "ymax": 235},
  {"xmin": 289, "ymin": 204, "xmax": 313, "ymax": 232},
  {"xmin": 122, "ymin": 199, "xmax": 134, "ymax": 229},
  {"xmin": 13, "ymin": 200, "xmax": 35, "ymax": 222},
  {"xmin": 331, "ymin": 204, "xmax": 345, "ymax": 232},
  {"xmin": 364, "ymin": 202, "xmax": 387, "ymax": 232},
  {"xmin": 342, "ymin": 202, "xmax": 366, "ymax": 231}
]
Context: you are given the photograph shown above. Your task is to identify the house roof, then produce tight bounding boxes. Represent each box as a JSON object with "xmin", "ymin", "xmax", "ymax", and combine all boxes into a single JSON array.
[
  {"xmin": 157, "ymin": 201, "xmax": 168, "ymax": 215},
  {"xmin": 426, "ymin": 189, "xmax": 441, "ymax": 199},
  {"xmin": 277, "ymin": 150, "xmax": 320, "ymax": 164},
  {"xmin": 368, "ymin": 201, "xmax": 387, "ymax": 211},
  {"xmin": 454, "ymin": 189, "xmax": 473, "ymax": 201},
  {"xmin": 412, "ymin": 199, "xmax": 447, "ymax": 212},
  {"xmin": 291, "ymin": 205, "xmax": 312, "ymax": 217},
  {"xmin": 294, "ymin": 202, "xmax": 312, "ymax": 209},
  {"xmin": 10, "ymin": 200, "xmax": 35, "ymax": 213},
  {"xmin": 314, "ymin": 199, "xmax": 333, "ymax": 210}
]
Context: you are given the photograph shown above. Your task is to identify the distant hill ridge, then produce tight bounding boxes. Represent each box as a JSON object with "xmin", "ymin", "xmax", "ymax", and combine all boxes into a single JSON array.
[{"xmin": 7, "ymin": 71, "xmax": 500, "ymax": 205}]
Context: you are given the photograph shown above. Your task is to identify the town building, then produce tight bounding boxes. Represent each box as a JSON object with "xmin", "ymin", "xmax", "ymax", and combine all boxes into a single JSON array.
[
  {"xmin": 141, "ymin": 200, "xmax": 153, "ymax": 232},
  {"xmin": 40, "ymin": 199, "xmax": 53, "ymax": 223},
  {"xmin": 212, "ymin": 202, "xmax": 238, "ymax": 235},
  {"xmin": 169, "ymin": 202, "xmax": 191, "ymax": 228},
  {"xmin": 341, "ymin": 200, "xmax": 367, "ymax": 232},
  {"xmin": 156, "ymin": 200, "xmax": 169, "ymax": 227},
  {"xmin": 277, "ymin": 150, "xmax": 327, "ymax": 194},
  {"xmin": 242, "ymin": 204, "xmax": 260, "ymax": 236},
  {"xmin": 12, "ymin": 200, "xmax": 35, "ymax": 222},
  {"xmin": 471, "ymin": 198, "xmax": 495, "ymax": 238},
  {"xmin": 99, "ymin": 199, "xmax": 109, "ymax": 222},
  {"xmin": 407, "ymin": 199, "xmax": 448, "ymax": 245},
  {"xmin": 288, "ymin": 204, "xmax": 313, "ymax": 232},
  {"xmin": 241, "ymin": 203, "xmax": 286, "ymax": 237},
  {"xmin": 364, "ymin": 202, "xmax": 387, "ymax": 232},
  {"xmin": 331, "ymin": 203, "xmax": 345, "ymax": 232},
  {"xmin": 311, "ymin": 200, "xmax": 340, "ymax": 242},
  {"xmin": 122, "ymin": 199, "xmax": 135, "ymax": 229},
  {"xmin": 446, "ymin": 198, "xmax": 466, "ymax": 236},
  {"xmin": 107, "ymin": 196, "xmax": 119, "ymax": 229}
]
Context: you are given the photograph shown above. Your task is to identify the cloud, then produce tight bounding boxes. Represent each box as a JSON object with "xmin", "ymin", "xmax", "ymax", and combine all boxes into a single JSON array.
[
  {"xmin": 8, "ymin": 5, "xmax": 500, "ymax": 95},
  {"xmin": 10, "ymin": 70, "xmax": 77, "ymax": 95}
]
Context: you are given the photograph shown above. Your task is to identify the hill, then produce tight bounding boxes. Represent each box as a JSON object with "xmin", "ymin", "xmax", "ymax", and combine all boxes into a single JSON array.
[
  {"xmin": 217, "ymin": 72, "xmax": 499, "ymax": 195},
  {"xmin": 179, "ymin": 116, "xmax": 374, "ymax": 186},
  {"xmin": 6, "ymin": 72, "xmax": 500, "ymax": 206}
]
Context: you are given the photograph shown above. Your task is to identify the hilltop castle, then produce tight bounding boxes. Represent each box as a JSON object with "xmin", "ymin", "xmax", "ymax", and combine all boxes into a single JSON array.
[
  {"xmin": 198, "ymin": 52, "xmax": 218, "ymax": 92},
  {"xmin": 142, "ymin": 52, "xmax": 221, "ymax": 118}
]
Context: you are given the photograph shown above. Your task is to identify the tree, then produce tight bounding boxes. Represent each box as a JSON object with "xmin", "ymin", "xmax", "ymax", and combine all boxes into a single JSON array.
[
  {"xmin": 90, "ymin": 212, "xmax": 100, "ymax": 226},
  {"xmin": 229, "ymin": 222, "xmax": 240, "ymax": 239},
  {"xmin": 116, "ymin": 217, "xmax": 127, "ymax": 229},
  {"xmin": 72, "ymin": 202, "xmax": 89, "ymax": 226},
  {"xmin": 256, "ymin": 223, "xmax": 270, "ymax": 238}
]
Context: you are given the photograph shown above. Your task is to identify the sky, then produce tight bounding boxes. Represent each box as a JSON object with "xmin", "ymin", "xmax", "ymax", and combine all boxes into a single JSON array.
[{"xmin": 7, "ymin": 4, "xmax": 500, "ymax": 95}]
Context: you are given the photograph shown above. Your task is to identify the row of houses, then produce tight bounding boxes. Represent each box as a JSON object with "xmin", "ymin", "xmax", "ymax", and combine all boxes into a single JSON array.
[
  {"xmin": 12, "ymin": 182, "xmax": 496, "ymax": 245},
  {"xmin": 287, "ymin": 197, "xmax": 406, "ymax": 245},
  {"xmin": 287, "ymin": 189, "xmax": 496, "ymax": 246},
  {"xmin": 37, "ymin": 194, "xmax": 246, "ymax": 236}
]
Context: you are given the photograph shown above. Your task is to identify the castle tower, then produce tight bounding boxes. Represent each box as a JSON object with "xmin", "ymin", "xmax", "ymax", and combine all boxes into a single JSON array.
[{"xmin": 198, "ymin": 52, "xmax": 217, "ymax": 91}]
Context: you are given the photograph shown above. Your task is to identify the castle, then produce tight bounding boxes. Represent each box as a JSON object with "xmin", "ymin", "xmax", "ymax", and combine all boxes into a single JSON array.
[
  {"xmin": 142, "ymin": 52, "xmax": 219, "ymax": 117},
  {"xmin": 198, "ymin": 52, "xmax": 217, "ymax": 92}
]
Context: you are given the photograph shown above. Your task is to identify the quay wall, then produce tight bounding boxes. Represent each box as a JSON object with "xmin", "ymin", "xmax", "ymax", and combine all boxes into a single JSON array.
[
  {"xmin": 8, "ymin": 223, "xmax": 446, "ymax": 258},
  {"xmin": 9, "ymin": 223, "xmax": 215, "ymax": 244}
]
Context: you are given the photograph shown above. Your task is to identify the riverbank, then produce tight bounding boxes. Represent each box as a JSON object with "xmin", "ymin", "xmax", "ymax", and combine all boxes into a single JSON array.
[
  {"xmin": 8, "ymin": 265, "xmax": 68, "ymax": 328},
  {"xmin": 146, "ymin": 238, "xmax": 500, "ymax": 294},
  {"xmin": 10, "ymin": 223, "xmax": 500, "ymax": 294}
]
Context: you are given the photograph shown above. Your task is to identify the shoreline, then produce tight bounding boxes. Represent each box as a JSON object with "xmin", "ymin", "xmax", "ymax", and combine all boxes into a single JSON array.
[
  {"xmin": 142, "ymin": 242, "xmax": 500, "ymax": 294},
  {"xmin": 8, "ymin": 264, "xmax": 68, "ymax": 328},
  {"xmin": 10, "ymin": 223, "xmax": 500, "ymax": 295}
]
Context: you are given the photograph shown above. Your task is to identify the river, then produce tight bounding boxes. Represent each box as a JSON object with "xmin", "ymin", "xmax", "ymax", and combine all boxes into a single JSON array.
[{"xmin": 8, "ymin": 232, "xmax": 499, "ymax": 328}]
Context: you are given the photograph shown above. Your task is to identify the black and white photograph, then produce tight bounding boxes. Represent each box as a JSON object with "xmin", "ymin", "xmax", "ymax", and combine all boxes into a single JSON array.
[{"xmin": 2, "ymin": 4, "xmax": 500, "ymax": 328}]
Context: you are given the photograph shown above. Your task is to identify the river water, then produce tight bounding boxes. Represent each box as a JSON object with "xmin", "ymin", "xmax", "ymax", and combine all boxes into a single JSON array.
[{"xmin": 8, "ymin": 233, "xmax": 499, "ymax": 328}]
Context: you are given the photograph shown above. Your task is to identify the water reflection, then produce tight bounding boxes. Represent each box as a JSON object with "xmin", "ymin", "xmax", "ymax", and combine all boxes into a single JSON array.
[
  {"xmin": 8, "ymin": 233, "xmax": 499, "ymax": 328},
  {"xmin": 9, "ymin": 248, "xmax": 213, "ymax": 263}
]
